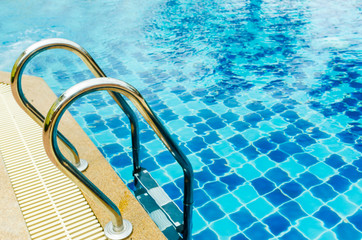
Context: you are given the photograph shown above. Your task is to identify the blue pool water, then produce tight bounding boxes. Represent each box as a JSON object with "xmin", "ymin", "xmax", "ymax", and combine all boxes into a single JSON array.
[{"xmin": 1, "ymin": 0, "xmax": 361, "ymax": 239}]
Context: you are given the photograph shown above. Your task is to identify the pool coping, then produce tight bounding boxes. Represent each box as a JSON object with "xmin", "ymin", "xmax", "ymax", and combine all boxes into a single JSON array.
[{"xmin": 0, "ymin": 71, "xmax": 166, "ymax": 240}]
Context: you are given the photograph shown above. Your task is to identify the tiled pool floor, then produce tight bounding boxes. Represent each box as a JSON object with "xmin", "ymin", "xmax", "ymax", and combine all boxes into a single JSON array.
[{"xmin": 1, "ymin": 0, "xmax": 362, "ymax": 239}]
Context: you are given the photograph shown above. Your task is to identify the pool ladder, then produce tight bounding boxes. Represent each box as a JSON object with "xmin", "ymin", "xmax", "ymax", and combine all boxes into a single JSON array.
[{"xmin": 11, "ymin": 39, "xmax": 194, "ymax": 240}]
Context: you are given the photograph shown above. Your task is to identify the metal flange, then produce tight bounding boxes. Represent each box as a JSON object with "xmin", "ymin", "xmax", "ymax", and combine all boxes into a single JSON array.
[
  {"xmin": 104, "ymin": 220, "xmax": 133, "ymax": 240},
  {"xmin": 76, "ymin": 158, "xmax": 89, "ymax": 172}
]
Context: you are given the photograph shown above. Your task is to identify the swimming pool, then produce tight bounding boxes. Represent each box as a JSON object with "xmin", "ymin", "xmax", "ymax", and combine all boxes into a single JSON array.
[{"xmin": 1, "ymin": 0, "xmax": 361, "ymax": 239}]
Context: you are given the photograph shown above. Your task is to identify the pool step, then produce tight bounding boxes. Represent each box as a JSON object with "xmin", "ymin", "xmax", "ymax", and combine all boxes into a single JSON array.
[{"xmin": 134, "ymin": 169, "xmax": 183, "ymax": 239}]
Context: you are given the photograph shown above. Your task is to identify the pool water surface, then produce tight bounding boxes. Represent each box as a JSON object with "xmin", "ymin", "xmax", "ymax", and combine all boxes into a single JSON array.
[{"xmin": 1, "ymin": 0, "xmax": 361, "ymax": 239}]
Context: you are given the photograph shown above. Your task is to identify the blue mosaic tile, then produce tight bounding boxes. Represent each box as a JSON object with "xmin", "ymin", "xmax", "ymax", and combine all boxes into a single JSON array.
[
  {"xmin": 271, "ymin": 103, "xmax": 287, "ymax": 113},
  {"xmin": 204, "ymin": 181, "xmax": 228, "ymax": 199},
  {"xmin": 265, "ymin": 189, "xmax": 291, "ymax": 207},
  {"xmin": 327, "ymin": 175, "xmax": 351, "ymax": 193},
  {"xmin": 243, "ymin": 113, "xmax": 263, "ymax": 127},
  {"xmin": 194, "ymin": 123, "xmax": 212, "ymax": 135},
  {"xmin": 309, "ymin": 162, "xmax": 335, "ymax": 180},
  {"xmin": 313, "ymin": 206, "xmax": 341, "ymax": 229},
  {"xmin": 162, "ymin": 181, "xmax": 182, "ymax": 200},
  {"xmin": 244, "ymin": 223, "xmax": 273, "ymax": 240},
  {"xmin": 215, "ymin": 194, "xmax": 241, "ymax": 214},
  {"xmin": 317, "ymin": 231, "xmax": 337, "ymax": 240},
  {"xmin": 186, "ymin": 136, "xmax": 207, "ymax": 152},
  {"xmin": 280, "ymin": 142, "xmax": 303, "ymax": 155},
  {"xmin": 246, "ymin": 101, "xmax": 265, "ymax": 111},
  {"xmin": 268, "ymin": 149, "xmax": 289, "ymax": 163},
  {"xmin": 258, "ymin": 109, "xmax": 275, "ymax": 120},
  {"xmin": 164, "ymin": 163, "xmax": 183, "ymax": 181},
  {"xmin": 308, "ymin": 143, "xmax": 332, "ymax": 159},
  {"xmin": 194, "ymin": 188, "xmax": 212, "ymax": 208},
  {"xmin": 199, "ymin": 201, "xmax": 225, "ymax": 222},
  {"xmin": 241, "ymin": 145, "xmax": 260, "ymax": 160},
  {"xmin": 230, "ymin": 233, "xmax": 248, "ymax": 240},
  {"xmin": 247, "ymin": 197, "xmax": 274, "ymax": 219},
  {"xmin": 209, "ymin": 159, "xmax": 231, "ymax": 176},
  {"xmin": 325, "ymin": 154, "xmax": 346, "ymax": 169},
  {"xmin": 183, "ymin": 115, "xmax": 202, "ymax": 124},
  {"xmin": 236, "ymin": 164, "xmax": 261, "ymax": 181},
  {"xmin": 110, "ymin": 153, "xmax": 131, "ymax": 168},
  {"xmin": 197, "ymin": 109, "xmax": 217, "ymax": 120},
  {"xmin": 336, "ymin": 130, "xmax": 358, "ymax": 144},
  {"xmin": 192, "ymin": 210, "xmax": 207, "ymax": 233},
  {"xmin": 106, "ymin": 116, "xmax": 124, "ymax": 128},
  {"xmin": 310, "ymin": 183, "xmax": 338, "ymax": 202},
  {"xmin": 259, "ymin": 121, "xmax": 275, "ymax": 133},
  {"xmin": 197, "ymin": 149, "xmax": 218, "ymax": 164},
  {"xmin": 269, "ymin": 131, "xmax": 289, "ymax": 144},
  {"xmin": 280, "ymin": 181, "xmax": 304, "ymax": 198},
  {"xmin": 294, "ymin": 153, "xmax": 318, "ymax": 167},
  {"xmin": 310, "ymin": 127, "xmax": 330, "ymax": 139},
  {"xmin": 348, "ymin": 209, "xmax": 362, "ymax": 232},
  {"xmin": 140, "ymin": 129, "xmax": 156, "ymax": 143},
  {"xmin": 281, "ymin": 110, "xmax": 300, "ymax": 122},
  {"xmin": 251, "ymin": 177, "xmax": 275, "ymax": 195},
  {"xmin": 253, "ymin": 156, "xmax": 276, "ymax": 172},
  {"xmin": 339, "ymin": 165, "xmax": 362, "ymax": 183},
  {"xmin": 220, "ymin": 173, "xmax": 245, "ymax": 191},
  {"xmin": 221, "ymin": 111, "xmax": 239, "ymax": 124},
  {"xmin": 231, "ymin": 121, "xmax": 250, "ymax": 132},
  {"xmin": 102, "ymin": 143, "xmax": 123, "ymax": 158},
  {"xmin": 155, "ymin": 150, "xmax": 175, "ymax": 166},
  {"xmin": 210, "ymin": 217, "xmax": 239, "ymax": 239},
  {"xmin": 265, "ymin": 168, "xmax": 291, "ymax": 185},
  {"xmin": 224, "ymin": 97, "xmax": 240, "ymax": 108},
  {"xmin": 297, "ymin": 217, "xmax": 325, "ymax": 239},
  {"xmin": 284, "ymin": 124, "xmax": 302, "ymax": 136},
  {"xmin": 253, "ymin": 137, "xmax": 276, "ymax": 153},
  {"xmin": 242, "ymin": 129, "xmax": 262, "ymax": 142},
  {"xmin": 338, "ymin": 147, "xmax": 361, "ymax": 162},
  {"xmin": 227, "ymin": 134, "xmax": 248, "ymax": 150},
  {"xmin": 327, "ymin": 195, "xmax": 357, "ymax": 218},
  {"xmin": 297, "ymin": 172, "xmax": 322, "ymax": 189},
  {"xmin": 334, "ymin": 222, "xmax": 362, "ymax": 240},
  {"xmin": 296, "ymin": 192, "xmax": 323, "ymax": 214},
  {"xmin": 234, "ymin": 184, "xmax": 259, "ymax": 204},
  {"xmin": 194, "ymin": 228, "xmax": 219, "ymax": 240},
  {"xmin": 280, "ymin": 228, "xmax": 308, "ymax": 240},
  {"xmin": 194, "ymin": 167, "xmax": 215, "ymax": 187},
  {"xmin": 204, "ymin": 131, "xmax": 221, "ymax": 144},
  {"xmin": 294, "ymin": 119, "xmax": 313, "ymax": 131},
  {"xmin": 295, "ymin": 134, "xmax": 316, "ymax": 147},
  {"xmin": 279, "ymin": 201, "xmax": 307, "ymax": 223},
  {"xmin": 263, "ymin": 213, "xmax": 290, "ymax": 236},
  {"xmin": 230, "ymin": 207, "xmax": 257, "ymax": 231},
  {"xmin": 159, "ymin": 109, "xmax": 178, "ymax": 121},
  {"xmin": 345, "ymin": 185, "xmax": 362, "ymax": 206}
]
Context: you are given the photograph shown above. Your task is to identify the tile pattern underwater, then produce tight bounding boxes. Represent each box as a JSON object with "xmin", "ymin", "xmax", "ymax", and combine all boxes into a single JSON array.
[{"xmin": 1, "ymin": 0, "xmax": 361, "ymax": 239}]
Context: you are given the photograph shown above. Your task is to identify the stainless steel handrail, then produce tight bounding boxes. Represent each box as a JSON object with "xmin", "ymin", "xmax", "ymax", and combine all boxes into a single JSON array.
[
  {"xmin": 43, "ymin": 77, "xmax": 194, "ymax": 240},
  {"xmin": 10, "ymin": 38, "xmax": 140, "ymax": 173},
  {"xmin": 42, "ymin": 80, "xmax": 133, "ymax": 239}
]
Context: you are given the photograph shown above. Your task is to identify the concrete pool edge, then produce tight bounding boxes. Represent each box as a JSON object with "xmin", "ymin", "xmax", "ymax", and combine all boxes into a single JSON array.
[{"xmin": 0, "ymin": 71, "xmax": 166, "ymax": 240}]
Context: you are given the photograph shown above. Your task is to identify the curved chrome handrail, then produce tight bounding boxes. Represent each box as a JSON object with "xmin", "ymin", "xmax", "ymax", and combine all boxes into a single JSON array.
[
  {"xmin": 42, "ymin": 82, "xmax": 133, "ymax": 240},
  {"xmin": 10, "ymin": 38, "xmax": 140, "ymax": 173},
  {"xmin": 43, "ymin": 77, "xmax": 194, "ymax": 240}
]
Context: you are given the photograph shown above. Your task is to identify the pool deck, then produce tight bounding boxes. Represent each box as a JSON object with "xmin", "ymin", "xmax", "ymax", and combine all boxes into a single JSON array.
[{"xmin": 0, "ymin": 71, "xmax": 166, "ymax": 240}]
